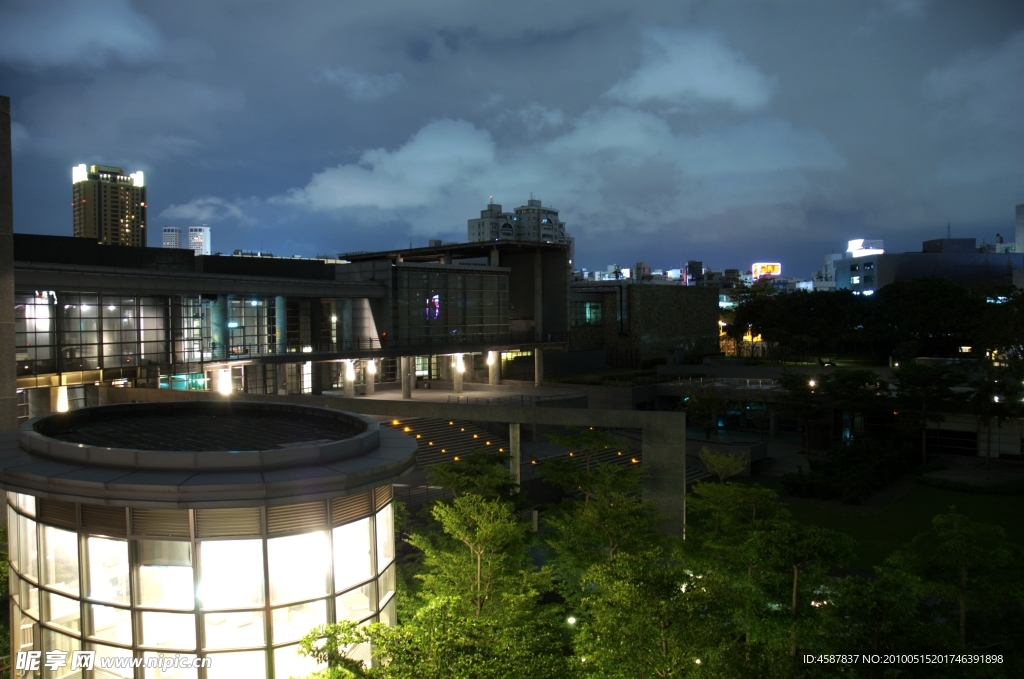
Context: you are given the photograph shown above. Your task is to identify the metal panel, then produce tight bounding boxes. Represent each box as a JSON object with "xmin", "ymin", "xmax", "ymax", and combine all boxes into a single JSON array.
[
  {"xmin": 81, "ymin": 505, "xmax": 127, "ymax": 537},
  {"xmin": 330, "ymin": 492, "xmax": 372, "ymax": 527},
  {"xmin": 195, "ymin": 507, "xmax": 262, "ymax": 538},
  {"xmin": 131, "ymin": 508, "xmax": 190, "ymax": 537},
  {"xmin": 267, "ymin": 501, "xmax": 327, "ymax": 534}
]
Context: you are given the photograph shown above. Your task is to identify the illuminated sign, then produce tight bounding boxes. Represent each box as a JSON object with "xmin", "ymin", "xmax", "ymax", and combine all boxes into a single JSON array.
[
  {"xmin": 751, "ymin": 263, "xmax": 781, "ymax": 280},
  {"xmin": 847, "ymin": 239, "xmax": 884, "ymax": 258},
  {"xmin": 425, "ymin": 294, "xmax": 440, "ymax": 320}
]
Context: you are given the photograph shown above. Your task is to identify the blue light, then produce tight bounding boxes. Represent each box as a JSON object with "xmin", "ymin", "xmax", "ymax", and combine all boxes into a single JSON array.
[{"xmin": 227, "ymin": 322, "xmax": 239, "ymax": 328}]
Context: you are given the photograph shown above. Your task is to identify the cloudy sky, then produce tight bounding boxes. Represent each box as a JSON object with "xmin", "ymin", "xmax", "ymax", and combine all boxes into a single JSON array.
[{"xmin": 2, "ymin": 0, "xmax": 1021, "ymax": 276}]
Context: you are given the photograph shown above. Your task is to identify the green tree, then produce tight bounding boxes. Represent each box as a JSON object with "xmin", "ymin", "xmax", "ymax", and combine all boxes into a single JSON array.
[
  {"xmin": 891, "ymin": 362, "xmax": 968, "ymax": 464},
  {"xmin": 697, "ymin": 446, "xmax": 749, "ymax": 483},
  {"xmin": 409, "ymin": 494, "xmax": 543, "ymax": 618},
  {"xmin": 895, "ymin": 508, "xmax": 1021, "ymax": 647},
  {"xmin": 426, "ymin": 449, "xmax": 518, "ymax": 499},
  {"xmin": 545, "ymin": 426, "xmax": 623, "ymax": 472}
]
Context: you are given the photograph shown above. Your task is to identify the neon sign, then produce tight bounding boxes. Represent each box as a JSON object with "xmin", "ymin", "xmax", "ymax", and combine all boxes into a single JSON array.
[{"xmin": 425, "ymin": 294, "xmax": 440, "ymax": 320}]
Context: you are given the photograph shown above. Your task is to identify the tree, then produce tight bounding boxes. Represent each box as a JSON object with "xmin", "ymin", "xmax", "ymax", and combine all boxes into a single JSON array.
[
  {"xmin": 687, "ymin": 482, "xmax": 789, "ymax": 545},
  {"xmin": 891, "ymin": 362, "xmax": 968, "ymax": 464},
  {"xmin": 968, "ymin": 358, "xmax": 1024, "ymax": 466},
  {"xmin": 426, "ymin": 449, "xmax": 518, "ymax": 499},
  {"xmin": 698, "ymin": 446, "xmax": 749, "ymax": 483},
  {"xmin": 545, "ymin": 426, "xmax": 623, "ymax": 473},
  {"xmin": 409, "ymin": 494, "xmax": 542, "ymax": 619},
  {"xmin": 895, "ymin": 508, "xmax": 1021, "ymax": 647},
  {"xmin": 678, "ymin": 387, "xmax": 729, "ymax": 441}
]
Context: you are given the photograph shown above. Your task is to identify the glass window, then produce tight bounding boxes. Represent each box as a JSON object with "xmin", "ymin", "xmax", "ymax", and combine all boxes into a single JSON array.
[
  {"xmin": 199, "ymin": 540, "xmax": 264, "ymax": 610},
  {"xmin": 274, "ymin": 644, "xmax": 323, "ymax": 679},
  {"xmin": 87, "ymin": 537, "xmax": 130, "ymax": 604},
  {"xmin": 140, "ymin": 611, "xmax": 196, "ymax": 650},
  {"xmin": 44, "ymin": 590, "xmax": 81, "ymax": 634},
  {"xmin": 15, "ymin": 492, "xmax": 37, "ymax": 516},
  {"xmin": 88, "ymin": 643, "xmax": 135, "ymax": 679},
  {"xmin": 333, "ymin": 518, "xmax": 373, "ymax": 593},
  {"xmin": 20, "ymin": 577, "xmax": 40, "ymax": 619},
  {"xmin": 42, "ymin": 525, "xmax": 79, "ymax": 596},
  {"xmin": 143, "ymin": 651, "xmax": 198, "ymax": 679},
  {"xmin": 206, "ymin": 650, "xmax": 266, "ymax": 679},
  {"xmin": 137, "ymin": 541, "xmax": 194, "ymax": 610},
  {"xmin": 375, "ymin": 504, "xmax": 394, "ymax": 573},
  {"xmin": 19, "ymin": 513, "xmax": 38, "ymax": 581},
  {"xmin": 335, "ymin": 582, "xmax": 375, "ymax": 622},
  {"xmin": 87, "ymin": 603, "xmax": 133, "ymax": 645},
  {"xmin": 42, "ymin": 629, "xmax": 80, "ymax": 679},
  {"xmin": 272, "ymin": 600, "xmax": 326, "ymax": 645},
  {"xmin": 8, "ymin": 505, "xmax": 18, "ymax": 572},
  {"xmin": 267, "ymin": 531, "xmax": 329, "ymax": 605},
  {"xmin": 379, "ymin": 596, "xmax": 397, "ymax": 626},
  {"xmin": 378, "ymin": 562, "xmax": 396, "ymax": 606},
  {"xmin": 203, "ymin": 611, "xmax": 265, "ymax": 650}
]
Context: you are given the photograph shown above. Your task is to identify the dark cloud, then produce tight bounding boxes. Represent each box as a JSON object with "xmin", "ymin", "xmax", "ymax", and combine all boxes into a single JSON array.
[{"xmin": 3, "ymin": 0, "xmax": 1022, "ymax": 276}]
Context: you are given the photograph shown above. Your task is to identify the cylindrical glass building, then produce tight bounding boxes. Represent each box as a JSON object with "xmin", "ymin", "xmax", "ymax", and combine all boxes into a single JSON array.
[{"xmin": 1, "ymin": 401, "xmax": 417, "ymax": 679}]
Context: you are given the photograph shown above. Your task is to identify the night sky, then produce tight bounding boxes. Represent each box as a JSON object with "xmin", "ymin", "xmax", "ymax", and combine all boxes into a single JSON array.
[{"xmin": 2, "ymin": 0, "xmax": 1021, "ymax": 277}]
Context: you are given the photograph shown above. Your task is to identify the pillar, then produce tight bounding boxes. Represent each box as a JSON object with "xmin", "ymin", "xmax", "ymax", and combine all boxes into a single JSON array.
[
  {"xmin": 641, "ymin": 413, "xmax": 689, "ymax": 534},
  {"xmin": 509, "ymin": 423, "xmax": 521, "ymax": 487},
  {"xmin": 401, "ymin": 356, "xmax": 412, "ymax": 399},
  {"xmin": 210, "ymin": 295, "xmax": 228, "ymax": 360},
  {"xmin": 341, "ymin": 298, "xmax": 353, "ymax": 350},
  {"xmin": 50, "ymin": 385, "xmax": 69, "ymax": 413},
  {"xmin": 277, "ymin": 363, "xmax": 288, "ymax": 395},
  {"xmin": 488, "ymin": 351, "xmax": 500, "ymax": 386},
  {"xmin": 311, "ymin": 361, "xmax": 324, "ymax": 396},
  {"xmin": 363, "ymin": 359, "xmax": 376, "ymax": 395},
  {"xmin": 453, "ymin": 354, "xmax": 464, "ymax": 394},
  {"xmin": 0, "ymin": 96, "xmax": 15, "ymax": 432},
  {"xmin": 534, "ymin": 348, "xmax": 544, "ymax": 387},
  {"xmin": 489, "ymin": 246, "xmax": 499, "ymax": 267},
  {"xmin": 769, "ymin": 408, "xmax": 777, "ymax": 441},
  {"xmin": 275, "ymin": 296, "xmax": 287, "ymax": 354},
  {"xmin": 343, "ymin": 360, "xmax": 355, "ymax": 398},
  {"xmin": 28, "ymin": 388, "xmax": 51, "ymax": 418},
  {"xmin": 534, "ymin": 249, "xmax": 543, "ymax": 341}
]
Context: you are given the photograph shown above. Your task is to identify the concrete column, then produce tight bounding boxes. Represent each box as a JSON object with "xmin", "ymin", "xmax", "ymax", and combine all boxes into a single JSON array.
[
  {"xmin": 534, "ymin": 348, "xmax": 544, "ymax": 387},
  {"xmin": 277, "ymin": 363, "xmax": 288, "ymax": 395},
  {"xmin": 0, "ymin": 96, "xmax": 15, "ymax": 432},
  {"xmin": 769, "ymin": 408, "xmax": 777, "ymax": 440},
  {"xmin": 311, "ymin": 361, "xmax": 324, "ymax": 396},
  {"xmin": 341, "ymin": 298, "xmax": 353, "ymax": 350},
  {"xmin": 363, "ymin": 359, "xmax": 376, "ymax": 395},
  {"xmin": 641, "ymin": 412, "xmax": 689, "ymax": 534},
  {"xmin": 50, "ymin": 385, "xmax": 68, "ymax": 413},
  {"xmin": 453, "ymin": 354, "xmax": 464, "ymax": 394},
  {"xmin": 28, "ymin": 388, "xmax": 51, "ymax": 418},
  {"xmin": 209, "ymin": 295, "xmax": 228, "ymax": 360},
  {"xmin": 488, "ymin": 351, "xmax": 501, "ymax": 385},
  {"xmin": 509, "ymin": 423, "xmax": 521, "ymax": 487},
  {"xmin": 343, "ymin": 361, "xmax": 355, "ymax": 398},
  {"xmin": 275, "ymin": 296, "xmax": 287, "ymax": 354},
  {"xmin": 534, "ymin": 249, "xmax": 543, "ymax": 341},
  {"xmin": 401, "ymin": 356, "xmax": 412, "ymax": 399},
  {"xmin": 489, "ymin": 247, "xmax": 499, "ymax": 267}
]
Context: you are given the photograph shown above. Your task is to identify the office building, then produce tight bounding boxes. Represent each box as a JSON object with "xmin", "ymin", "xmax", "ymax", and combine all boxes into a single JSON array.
[
  {"xmin": 467, "ymin": 198, "xmax": 574, "ymax": 261},
  {"xmin": 188, "ymin": 225, "xmax": 211, "ymax": 255},
  {"xmin": 162, "ymin": 226, "xmax": 181, "ymax": 249},
  {"xmin": 71, "ymin": 164, "xmax": 147, "ymax": 247},
  {"xmin": 3, "ymin": 400, "xmax": 415, "ymax": 676}
]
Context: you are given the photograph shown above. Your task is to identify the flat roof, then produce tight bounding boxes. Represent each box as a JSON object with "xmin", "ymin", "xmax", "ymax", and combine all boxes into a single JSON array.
[{"xmin": 340, "ymin": 239, "xmax": 569, "ymax": 263}]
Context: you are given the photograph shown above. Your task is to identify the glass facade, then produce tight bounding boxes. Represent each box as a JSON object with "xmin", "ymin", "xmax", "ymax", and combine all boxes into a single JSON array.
[
  {"xmin": 393, "ymin": 267, "xmax": 509, "ymax": 346},
  {"xmin": 7, "ymin": 490, "xmax": 396, "ymax": 678}
]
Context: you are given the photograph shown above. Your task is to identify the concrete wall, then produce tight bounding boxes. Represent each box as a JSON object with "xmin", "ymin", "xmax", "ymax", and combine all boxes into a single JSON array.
[
  {"xmin": 0, "ymin": 96, "xmax": 15, "ymax": 432},
  {"xmin": 627, "ymin": 285, "xmax": 719, "ymax": 363}
]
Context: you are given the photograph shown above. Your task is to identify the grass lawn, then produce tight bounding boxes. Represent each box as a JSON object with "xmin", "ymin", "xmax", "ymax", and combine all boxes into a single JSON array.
[{"xmin": 762, "ymin": 481, "xmax": 1024, "ymax": 570}]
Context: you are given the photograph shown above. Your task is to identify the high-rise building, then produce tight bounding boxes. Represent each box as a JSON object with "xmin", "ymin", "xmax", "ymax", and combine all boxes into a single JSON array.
[
  {"xmin": 72, "ymin": 164, "xmax": 146, "ymax": 246},
  {"xmin": 162, "ymin": 225, "xmax": 182, "ymax": 249},
  {"xmin": 188, "ymin": 224, "xmax": 211, "ymax": 255}
]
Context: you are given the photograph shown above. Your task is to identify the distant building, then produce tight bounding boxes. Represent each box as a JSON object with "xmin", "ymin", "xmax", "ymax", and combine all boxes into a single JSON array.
[
  {"xmin": 188, "ymin": 225, "xmax": 211, "ymax": 255},
  {"xmin": 467, "ymin": 198, "xmax": 573, "ymax": 261},
  {"xmin": 162, "ymin": 225, "xmax": 181, "ymax": 249},
  {"xmin": 71, "ymin": 164, "xmax": 147, "ymax": 246},
  {"xmin": 835, "ymin": 237, "xmax": 1024, "ymax": 294}
]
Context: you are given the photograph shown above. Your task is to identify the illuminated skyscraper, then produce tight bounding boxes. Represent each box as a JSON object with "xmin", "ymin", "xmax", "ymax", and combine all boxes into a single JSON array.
[
  {"xmin": 162, "ymin": 225, "xmax": 182, "ymax": 249},
  {"xmin": 188, "ymin": 224, "xmax": 211, "ymax": 255},
  {"xmin": 71, "ymin": 164, "xmax": 147, "ymax": 247}
]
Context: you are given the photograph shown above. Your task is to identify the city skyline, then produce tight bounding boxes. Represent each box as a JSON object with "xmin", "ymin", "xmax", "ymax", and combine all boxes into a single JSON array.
[{"xmin": 1, "ymin": 0, "xmax": 1021, "ymax": 275}]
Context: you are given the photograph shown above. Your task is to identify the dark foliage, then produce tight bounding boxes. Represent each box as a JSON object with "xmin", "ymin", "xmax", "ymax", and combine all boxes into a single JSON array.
[{"xmin": 782, "ymin": 438, "xmax": 917, "ymax": 503}]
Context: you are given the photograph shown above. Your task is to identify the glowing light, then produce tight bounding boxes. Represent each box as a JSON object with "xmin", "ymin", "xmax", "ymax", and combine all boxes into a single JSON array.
[
  {"xmin": 108, "ymin": 305, "xmax": 116, "ymax": 311},
  {"xmin": 631, "ymin": 458, "xmax": 639, "ymax": 463},
  {"xmin": 846, "ymin": 238, "xmax": 884, "ymax": 258},
  {"xmin": 473, "ymin": 434, "xmax": 478, "ymax": 439},
  {"xmin": 454, "ymin": 456, "xmax": 459, "ymax": 461},
  {"xmin": 425, "ymin": 294, "xmax": 441, "ymax": 320},
  {"xmin": 367, "ymin": 359, "xmax": 377, "ymax": 375},
  {"xmin": 809, "ymin": 380, "xmax": 816, "ymax": 388},
  {"xmin": 455, "ymin": 354, "xmax": 465, "ymax": 374},
  {"xmin": 129, "ymin": 170, "xmax": 144, "ymax": 187},
  {"xmin": 404, "ymin": 427, "xmax": 411, "ymax": 432},
  {"xmin": 250, "ymin": 300, "xmax": 258, "ymax": 307},
  {"xmin": 217, "ymin": 369, "xmax": 233, "ymax": 395},
  {"xmin": 55, "ymin": 386, "xmax": 69, "ymax": 413},
  {"xmin": 227, "ymin": 322, "xmax": 239, "ymax": 328},
  {"xmin": 751, "ymin": 262, "xmax": 781, "ymax": 280},
  {"xmin": 72, "ymin": 164, "xmax": 87, "ymax": 184},
  {"xmin": 567, "ymin": 617, "xmax": 577, "ymax": 625},
  {"xmin": 302, "ymin": 346, "xmax": 313, "ymax": 353},
  {"xmin": 331, "ymin": 315, "xmax": 338, "ymax": 323},
  {"xmin": 345, "ymin": 360, "xmax": 355, "ymax": 381},
  {"xmin": 392, "ymin": 419, "xmax": 399, "ymax": 425},
  {"xmin": 486, "ymin": 352, "xmax": 495, "ymax": 366}
]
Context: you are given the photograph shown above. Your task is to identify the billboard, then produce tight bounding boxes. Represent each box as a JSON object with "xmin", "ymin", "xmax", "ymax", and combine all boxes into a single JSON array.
[{"xmin": 751, "ymin": 262, "xmax": 781, "ymax": 280}]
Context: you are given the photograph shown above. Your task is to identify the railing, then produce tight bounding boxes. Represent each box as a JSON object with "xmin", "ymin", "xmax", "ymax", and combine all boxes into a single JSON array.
[
  {"xmin": 669, "ymin": 377, "xmax": 780, "ymax": 390},
  {"xmin": 446, "ymin": 392, "xmax": 581, "ymax": 406}
]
